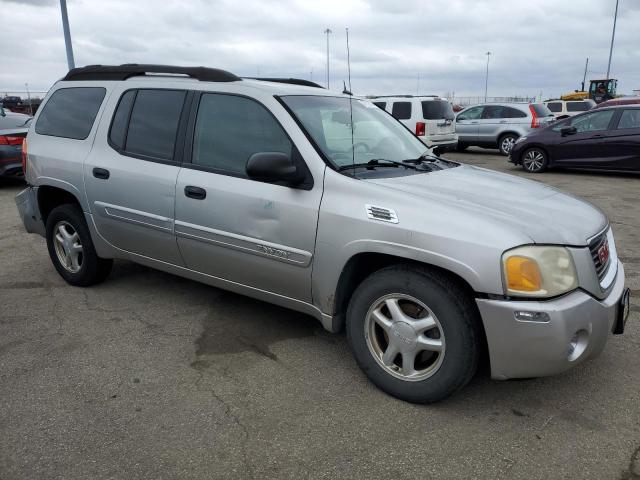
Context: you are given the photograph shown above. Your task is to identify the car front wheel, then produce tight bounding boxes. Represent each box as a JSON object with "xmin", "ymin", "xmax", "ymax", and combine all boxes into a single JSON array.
[
  {"xmin": 498, "ymin": 134, "xmax": 518, "ymax": 156},
  {"xmin": 521, "ymin": 147, "xmax": 548, "ymax": 173},
  {"xmin": 346, "ymin": 265, "xmax": 481, "ymax": 403}
]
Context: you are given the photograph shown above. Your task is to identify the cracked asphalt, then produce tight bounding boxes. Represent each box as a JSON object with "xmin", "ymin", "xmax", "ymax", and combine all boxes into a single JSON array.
[{"xmin": 1, "ymin": 149, "xmax": 639, "ymax": 479}]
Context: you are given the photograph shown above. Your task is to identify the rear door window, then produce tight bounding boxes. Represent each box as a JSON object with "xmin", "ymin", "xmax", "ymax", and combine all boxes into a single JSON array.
[
  {"xmin": 35, "ymin": 87, "xmax": 106, "ymax": 140},
  {"xmin": 421, "ymin": 100, "xmax": 454, "ymax": 120},
  {"xmin": 547, "ymin": 102, "xmax": 562, "ymax": 113},
  {"xmin": 616, "ymin": 110, "xmax": 640, "ymax": 130},
  {"xmin": 567, "ymin": 101, "xmax": 590, "ymax": 112},
  {"xmin": 502, "ymin": 107, "xmax": 527, "ymax": 118},
  {"xmin": 122, "ymin": 89, "xmax": 187, "ymax": 161},
  {"xmin": 391, "ymin": 102, "xmax": 412, "ymax": 120},
  {"xmin": 481, "ymin": 105, "xmax": 505, "ymax": 119}
]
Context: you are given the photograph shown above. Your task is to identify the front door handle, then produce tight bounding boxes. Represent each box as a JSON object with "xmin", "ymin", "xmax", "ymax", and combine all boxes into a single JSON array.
[
  {"xmin": 93, "ymin": 167, "xmax": 110, "ymax": 180},
  {"xmin": 471, "ymin": 121, "xmax": 479, "ymax": 124},
  {"xmin": 184, "ymin": 185, "xmax": 206, "ymax": 200}
]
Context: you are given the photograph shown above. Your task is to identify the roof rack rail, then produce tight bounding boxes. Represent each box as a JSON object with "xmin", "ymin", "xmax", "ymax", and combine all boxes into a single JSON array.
[
  {"xmin": 366, "ymin": 94, "xmax": 440, "ymax": 99},
  {"xmin": 62, "ymin": 64, "xmax": 241, "ymax": 82},
  {"xmin": 246, "ymin": 77, "xmax": 324, "ymax": 89}
]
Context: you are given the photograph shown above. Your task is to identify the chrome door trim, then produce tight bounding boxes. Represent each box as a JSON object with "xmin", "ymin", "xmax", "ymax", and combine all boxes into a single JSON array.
[
  {"xmin": 174, "ymin": 219, "xmax": 313, "ymax": 267},
  {"xmin": 94, "ymin": 201, "xmax": 173, "ymax": 232}
]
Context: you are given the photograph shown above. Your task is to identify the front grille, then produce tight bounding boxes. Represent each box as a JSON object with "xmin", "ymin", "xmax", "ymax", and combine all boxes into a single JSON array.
[{"xmin": 588, "ymin": 230, "xmax": 611, "ymax": 282}]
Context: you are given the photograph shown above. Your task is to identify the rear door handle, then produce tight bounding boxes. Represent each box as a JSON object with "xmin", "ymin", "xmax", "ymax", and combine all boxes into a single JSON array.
[
  {"xmin": 499, "ymin": 120, "xmax": 508, "ymax": 124},
  {"xmin": 92, "ymin": 167, "xmax": 110, "ymax": 180},
  {"xmin": 184, "ymin": 185, "xmax": 206, "ymax": 200}
]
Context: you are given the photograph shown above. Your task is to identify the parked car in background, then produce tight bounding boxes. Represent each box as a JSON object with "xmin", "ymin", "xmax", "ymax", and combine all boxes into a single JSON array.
[
  {"xmin": 509, "ymin": 105, "xmax": 640, "ymax": 173},
  {"xmin": 593, "ymin": 96, "xmax": 640, "ymax": 110},
  {"xmin": 455, "ymin": 102, "xmax": 554, "ymax": 156},
  {"xmin": 369, "ymin": 96, "xmax": 458, "ymax": 151},
  {"xmin": 0, "ymin": 104, "xmax": 31, "ymax": 178},
  {"xmin": 545, "ymin": 99, "xmax": 595, "ymax": 119}
]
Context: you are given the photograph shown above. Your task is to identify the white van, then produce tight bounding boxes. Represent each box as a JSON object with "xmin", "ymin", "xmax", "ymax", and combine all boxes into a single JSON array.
[
  {"xmin": 369, "ymin": 96, "xmax": 458, "ymax": 151},
  {"xmin": 545, "ymin": 99, "xmax": 596, "ymax": 119}
]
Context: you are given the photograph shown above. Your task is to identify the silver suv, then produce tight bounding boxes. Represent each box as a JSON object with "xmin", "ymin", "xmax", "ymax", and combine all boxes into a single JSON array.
[
  {"xmin": 456, "ymin": 102, "xmax": 555, "ymax": 155},
  {"xmin": 15, "ymin": 64, "xmax": 629, "ymax": 403}
]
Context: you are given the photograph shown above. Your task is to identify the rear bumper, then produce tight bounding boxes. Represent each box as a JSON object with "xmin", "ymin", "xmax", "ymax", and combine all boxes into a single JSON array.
[
  {"xmin": 420, "ymin": 133, "xmax": 459, "ymax": 149},
  {"xmin": 477, "ymin": 261, "xmax": 626, "ymax": 380},
  {"xmin": 0, "ymin": 146, "xmax": 23, "ymax": 178},
  {"xmin": 15, "ymin": 186, "xmax": 45, "ymax": 236}
]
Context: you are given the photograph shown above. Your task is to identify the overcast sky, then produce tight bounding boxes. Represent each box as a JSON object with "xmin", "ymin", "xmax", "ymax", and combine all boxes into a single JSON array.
[{"xmin": 1, "ymin": 0, "xmax": 639, "ymax": 99}]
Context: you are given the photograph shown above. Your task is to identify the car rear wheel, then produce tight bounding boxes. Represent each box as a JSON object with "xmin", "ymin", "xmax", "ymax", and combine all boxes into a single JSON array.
[
  {"xmin": 346, "ymin": 265, "xmax": 481, "ymax": 403},
  {"xmin": 498, "ymin": 134, "xmax": 518, "ymax": 156},
  {"xmin": 521, "ymin": 147, "xmax": 548, "ymax": 173},
  {"xmin": 46, "ymin": 204, "xmax": 113, "ymax": 286},
  {"xmin": 455, "ymin": 143, "xmax": 468, "ymax": 152}
]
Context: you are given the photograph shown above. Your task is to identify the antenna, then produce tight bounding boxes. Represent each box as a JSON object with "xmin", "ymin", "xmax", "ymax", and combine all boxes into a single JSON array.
[{"xmin": 346, "ymin": 27, "xmax": 355, "ymax": 170}]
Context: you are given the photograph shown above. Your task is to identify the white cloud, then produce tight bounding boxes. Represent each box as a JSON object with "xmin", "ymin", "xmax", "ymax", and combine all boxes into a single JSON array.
[{"xmin": 1, "ymin": 0, "xmax": 638, "ymax": 99}]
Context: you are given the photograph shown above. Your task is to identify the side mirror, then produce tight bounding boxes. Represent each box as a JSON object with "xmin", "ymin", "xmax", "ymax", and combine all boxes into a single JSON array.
[
  {"xmin": 246, "ymin": 152, "xmax": 301, "ymax": 185},
  {"xmin": 560, "ymin": 126, "xmax": 577, "ymax": 136}
]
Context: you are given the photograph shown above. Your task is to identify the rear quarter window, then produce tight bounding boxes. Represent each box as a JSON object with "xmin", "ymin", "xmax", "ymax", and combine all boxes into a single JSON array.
[
  {"xmin": 35, "ymin": 87, "xmax": 106, "ymax": 140},
  {"xmin": 531, "ymin": 103, "xmax": 553, "ymax": 117},
  {"xmin": 547, "ymin": 102, "xmax": 562, "ymax": 113},
  {"xmin": 567, "ymin": 101, "xmax": 591, "ymax": 112},
  {"xmin": 391, "ymin": 102, "xmax": 412, "ymax": 120}
]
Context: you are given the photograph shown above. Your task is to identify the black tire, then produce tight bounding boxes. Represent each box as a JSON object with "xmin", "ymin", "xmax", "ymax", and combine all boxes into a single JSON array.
[
  {"xmin": 455, "ymin": 143, "xmax": 468, "ymax": 152},
  {"xmin": 45, "ymin": 204, "xmax": 113, "ymax": 286},
  {"xmin": 498, "ymin": 133, "xmax": 518, "ymax": 156},
  {"xmin": 346, "ymin": 265, "xmax": 481, "ymax": 403},
  {"xmin": 521, "ymin": 147, "xmax": 548, "ymax": 173}
]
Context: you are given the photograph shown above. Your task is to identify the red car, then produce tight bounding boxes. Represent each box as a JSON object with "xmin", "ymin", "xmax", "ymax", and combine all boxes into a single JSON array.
[{"xmin": 593, "ymin": 96, "xmax": 640, "ymax": 109}]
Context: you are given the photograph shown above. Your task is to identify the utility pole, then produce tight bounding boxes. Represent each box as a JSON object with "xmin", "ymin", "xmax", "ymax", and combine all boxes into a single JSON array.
[
  {"xmin": 582, "ymin": 58, "xmax": 589, "ymax": 91},
  {"xmin": 484, "ymin": 51, "xmax": 491, "ymax": 102},
  {"xmin": 606, "ymin": 0, "xmax": 619, "ymax": 79},
  {"xmin": 59, "ymin": 0, "xmax": 75, "ymax": 70},
  {"xmin": 324, "ymin": 28, "xmax": 332, "ymax": 89},
  {"xmin": 25, "ymin": 83, "xmax": 33, "ymax": 116}
]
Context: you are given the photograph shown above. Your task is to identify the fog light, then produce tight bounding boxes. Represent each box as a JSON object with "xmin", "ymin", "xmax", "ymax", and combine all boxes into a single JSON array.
[
  {"xmin": 567, "ymin": 329, "xmax": 589, "ymax": 361},
  {"xmin": 514, "ymin": 311, "xmax": 550, "ymax": 322}
]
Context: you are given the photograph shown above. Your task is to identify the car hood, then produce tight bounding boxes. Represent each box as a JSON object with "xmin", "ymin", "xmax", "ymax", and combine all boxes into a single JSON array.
[{"xmin": 365, "ymin": 164, "xmax": 607, "ymax": 245}]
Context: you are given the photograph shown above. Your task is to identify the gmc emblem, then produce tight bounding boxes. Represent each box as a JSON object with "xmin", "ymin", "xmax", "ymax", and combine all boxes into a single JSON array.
[{"xmin": 598, "ymin": 241, "xmax": 610, "ymax": 265}]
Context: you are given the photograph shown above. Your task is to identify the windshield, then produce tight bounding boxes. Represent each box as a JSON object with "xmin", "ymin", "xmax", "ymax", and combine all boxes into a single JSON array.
[{"xmin": 281, "ymin": 96, "xmax": 427, "ymax": 169}]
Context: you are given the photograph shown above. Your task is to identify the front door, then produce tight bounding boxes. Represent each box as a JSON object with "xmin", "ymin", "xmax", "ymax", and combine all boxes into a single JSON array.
[
  {"xmin": 455, "ymin": 106, "xmax": 483, "ymax": 143},
  {"xmin": 85, "ymin": 87, "xmax": 189, "ymax": 265},
  {"xmin": 174, "ymin": 92, "xmax": 323, "ymax": 302},
  {"xmin": 553, "ymin": 109, "xmax": 616, "ymax": 167}
]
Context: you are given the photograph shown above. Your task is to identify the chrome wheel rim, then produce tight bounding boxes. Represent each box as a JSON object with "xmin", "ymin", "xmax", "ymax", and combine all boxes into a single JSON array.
[
  {"xmin": 501, "ymin": 136, "xmax": 516, "ymax": 154},
  {"xmin": 364, "ymin": 294, "xmax": 445, "ymax": 382},
  {"xmin": 523, "ymin": 150, "xmax": 545, "ymax": 171},
  {"xmin": 53, "ymin": 221, "xmax": 83, "ymax": 273}
]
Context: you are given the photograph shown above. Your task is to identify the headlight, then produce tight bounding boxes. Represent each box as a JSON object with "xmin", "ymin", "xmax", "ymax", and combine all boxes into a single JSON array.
[
  {"xmin": 502, "ymin": 246, "xmax": 578, "ymax": 298},
  {"xmin": 515, "ymin": 136, "xmax": 527, "ymax": 144}
]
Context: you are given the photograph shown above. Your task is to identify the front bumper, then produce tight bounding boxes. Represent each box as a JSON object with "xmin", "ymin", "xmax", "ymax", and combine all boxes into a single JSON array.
[
  {"xmin": 15, "ymin": 186, "xmax": 45, "ymax": 236},
  {"xmin": 476, "ymin": 261, "xmax": 626, "ymax": 380}
]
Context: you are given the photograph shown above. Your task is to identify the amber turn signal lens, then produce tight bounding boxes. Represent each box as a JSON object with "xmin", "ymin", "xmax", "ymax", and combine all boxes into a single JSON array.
[{"xmin": 505, "ymin": 256, "xmax": 542, "ymax": 292}]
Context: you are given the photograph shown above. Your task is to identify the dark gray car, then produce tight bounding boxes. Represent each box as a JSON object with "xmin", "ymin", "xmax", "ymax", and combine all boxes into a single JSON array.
[{"xmin": 456, "ymin": 102, "xmax": 554, "ymax": 155}]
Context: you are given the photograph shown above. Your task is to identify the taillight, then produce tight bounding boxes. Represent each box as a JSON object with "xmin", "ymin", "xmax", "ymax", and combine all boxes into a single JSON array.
[
  {"xmin": 415, "ymin": 121, "xmax": 426, "ymax": 136},
  {"xmin": 21, "ymin": 137, "xmax": 28, "ymax": 173},
  {"xmin": 0, "ymin": 135, "xmax": 23, "ymax": 146},
  {"xmin": 529, "ymin": 105, "xmax": 540, "ymax": 128}
]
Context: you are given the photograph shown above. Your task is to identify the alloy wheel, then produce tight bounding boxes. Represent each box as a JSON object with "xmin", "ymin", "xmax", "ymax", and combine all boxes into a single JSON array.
[
  {"xmin": 501, "ymin": 136, "xmax": 516, "ymax": 154},
  {"xmin": 53, "ymin": 221, "xmax": 84, "ymax": 273},
  {"xmin": 364, "ymin": 294, "xmax": 445, "ymax": 381},
  {"xmin": 523, "ymin": 149, "xmax": 546, "ymax": 172}
]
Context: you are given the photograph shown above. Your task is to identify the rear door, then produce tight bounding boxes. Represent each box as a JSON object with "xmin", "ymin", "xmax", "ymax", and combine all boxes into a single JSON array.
[
  {"xmin": 602, "ymin": 109, "xmax": 640, "ymax": 170},
  {"xmin": 421, "ymin": 100, "xmax": 455, "ymax": 140},
  {"xmin": 85, "ymin": 87, "xmax": 189, "ymax": 264},
  {"xmin": 455, "ymin": 106, "xmax": 483, "ymax": 143},
  {"xmin": 174, "ymin": 92, "xmax": 323, "ymax": 302},
  {"xmin": 476, "ymin": 105, "xmax": 506, "ymax": 145},
  {"xmin": 552, "ymin": 109, "xmax": 617, "ymax": 167}
]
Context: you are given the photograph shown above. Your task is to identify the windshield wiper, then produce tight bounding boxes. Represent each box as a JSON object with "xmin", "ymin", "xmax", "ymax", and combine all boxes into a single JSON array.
[{"xmin": 338, "ymin": 158, "xmax": 417, "ymax": 171}]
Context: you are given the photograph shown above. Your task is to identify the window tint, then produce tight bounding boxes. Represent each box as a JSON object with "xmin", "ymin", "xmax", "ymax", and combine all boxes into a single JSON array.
[
  {"xmin": 109, "ymin": 90, "xmax": 136, "ymax": 150},
  {"xmin": 125, "ymin": 89, "xmax": 186, "ymax": 160},
  {"xmin": 421, "ymin": 100, "xmax": 454, "ymax": 120},
  {"xmin": 503, "ymin": 107, "xmax": 527, "ymax": 118},
  {"xmin": 192, "ymin": 94, "xmax": 292, "ymax": 175},
  {"xmin": 391, "ymin": 102, "xmax": 412, "ymax": 120},
  {"xmin": 35, "ymin": 87, "xmax": 105, "ymax": 140},
  {"xmin": 482, "ymin": 105, "xmax": 506, "ymax": 119},
  {"xmin": 372, "ymin": 101, "xmax": 387, "ymax": 110},
  {"xmin": 547, "ymin": 102, "xmax": 562, "ymax": 113},
  {"xmin": 457, "ymin": 106, "xmax": 483, "ymax": 120},
  {"xmin": 567, "ymin": 101, "xmax": 590, "ymax": 112},
  {"xmin": 530, "ymin": 103, "xmax": 552, "ymax": 117},
  {"xmin": 567, "ymin": 109, "xmax": 615, "ymax": 133},
  {"xmin": 617, "ymin": 110, "xmax": 640, "ymax": 130}
]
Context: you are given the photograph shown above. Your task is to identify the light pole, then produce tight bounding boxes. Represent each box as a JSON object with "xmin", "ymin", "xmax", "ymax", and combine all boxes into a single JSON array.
[
  {"xmin": 59, "ymin": 0, "xmax": 75, "ymax": 70},
  {"xmin": 484, "ymin": 51, "xmax": 491, "ymax": 102},
  {"xmin": 606, "ymin": 0, "xmax": 619, "ymax": 79},
  {"xmin": 324, "ymin": 28, "xmax": 332, "ymax": 89}
]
